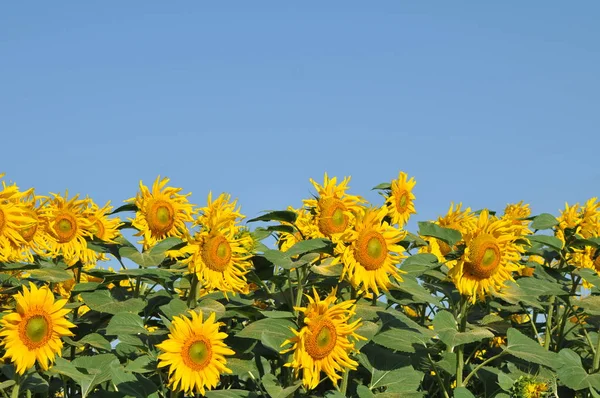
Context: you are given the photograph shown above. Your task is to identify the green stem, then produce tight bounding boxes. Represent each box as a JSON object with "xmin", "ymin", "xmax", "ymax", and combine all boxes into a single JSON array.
[
  {"xmin": 456, "ymin": 296, "xmax": 468, "ymax": 388},
  {"xmin": 187, "ymin": 274, "xmax": 198, "ymax": 309},
  {"xmin": 10, "ymin": 374, "xmax": 18, "ymax": 398},
  {"xmin": 294, "ymin": 267, "xmax": 304, "ymax": 310},
  {"xmin": 544, "ymin": 296, "xmax": 555, "ymax": 349},
  {"xmin": 371, "ymin": 293, "xmax": 378, "ymax": 306},
  {"xmin": 340, "ymin": 368, "xmax": 350, "ymax": 395},
  {"xmin": 593, "ymin": 327, "xmax": 600, "ymax": 372},
  {"xmin": 134, "ymin": 276, "xmax": 142, "ymax": 298},
  {"xmin": 428, "ymin": 354, "xmax": 450, "ymax": 398},
  {"xmin": 463, "ymin": 352, "xmax": 507, "ymax": 385}
]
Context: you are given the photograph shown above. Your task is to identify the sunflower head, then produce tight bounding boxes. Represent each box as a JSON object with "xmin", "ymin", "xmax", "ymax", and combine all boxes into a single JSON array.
[
  {"xmin": 0, "ymin": 183, "xmax": 38, "ymax": 262},
  {"xmin": 85, "ymin": 200, "xmax": 122, "ymax": 243},
  {"xmin": 42, "ymin": 192, "xmax": 95, "ymax": 266},
  {"xmin": 303, "ymin": 173, "xmax": 365, "ymax": 240},
  {"xmin": 384, "ymin": 171, "xmax": 416, "ymax": 227},
  {"xmin": 510, "ymin": 375, "xmax": 549, "ymax": 398},
  {"xmin": 128, "ymin": 176, "xmax": 195, "ymax": 250},
  {"xmin": 281, "ymin": 288, "xmax": 364, "ymax": 390},
  {"xmin": 0, "ymin": 283, "xmax": 75, "ymax": 375},
  {"xmin": 196, "ymin": 192, "xmax": 243, "ymax": 230},
  {"xmin": 157, "ymin": 310, "xmax": 234, "ymax": 395},
  {"xmin": 339, "ymin": 206, "xmax": 406, "ymax": 296},
  {"xmin": 449, "ymin": 210, "xmax": 524, "ymax": 303},
  {"xmin": 502, "ymin": 201, "xmax": 532, "ymax": 236}
]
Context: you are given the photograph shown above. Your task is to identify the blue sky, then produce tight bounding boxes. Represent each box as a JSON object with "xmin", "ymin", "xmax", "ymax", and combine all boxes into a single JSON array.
[{"xmin": 1, "ymin": 2, "xmax": 599, "ymax": 232}]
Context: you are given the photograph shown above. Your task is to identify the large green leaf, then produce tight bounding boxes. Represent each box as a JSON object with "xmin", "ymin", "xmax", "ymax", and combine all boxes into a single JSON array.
[
  {"xmin": 51, "ymin": 357, "xmax": 95, "ymax": 398},
  {"xmin": 77, "ymin": 333, "xmax": 112, "ymax": 351},
  {"xmin": 237, "ymin": 318, "xmax": 296, "ymax": 345},
  {"xmin": 399, "ymin": 253, "xmax": 439, "ymax": 275},
  {"xmin": 248, "ymin": 210, "xmax": 298, "ymax": 224},
  {"xmin": 204, "ymin": 390, "xmax": 255, "ymax": 398},
  {"xmin": 106, "ymin": 312, "xmax": 147, "ymax": 336},
  {"xmin": 454, "ymin": 387, "xmax": 476, "ymax": 398},
  {"xmin": 160, "ymin": 298, "xmax": 188, "ymax": 320},
  {"xmin": 530, "ymin": 213, "xmax": 559, "ymax": 230},
  {"xmin": 119, "ymin": 237, "xmax": 182, "ymax": 267},
  {"xmin": 432, "ymin": 311, "xmax": 493, "ymax": 349},
  {"xmin": 556, "ymin": 348, "xmax": 600, "ymax": 391},
  {"xmin": 526, "ymin": 235, "xmax": 563, "ymax": 251},
  {"xmin": 109, "ymin": 366, "xmax": 160, "ymax": 398},
  {"xmin": 261, "ymin": 374, "xmax": 301, "ymax": 398},
  {"xmin": 80, "ymin": 290, "xmax": 145, "ymax": 315},
  {"xmin": 71, "ymin": 354, "xmax": 120, "ymax": 398},
  {"xmin": 196, "ymin": 298, "xmax": 226, "ymax": 320},
  {"xmin": 284, "ymin": 238, "xmax": 333, "ymax": 257},
  {"xmin": 417, "ymin": 222, "xmax": 462, "ymax": 246},
  {"xmin": 505, "ymin": 328, "xmax": 559, "ymax": 368},
  {"xmin": 28, "ymin": 267, "xmax": 73, "ymax": 283}
]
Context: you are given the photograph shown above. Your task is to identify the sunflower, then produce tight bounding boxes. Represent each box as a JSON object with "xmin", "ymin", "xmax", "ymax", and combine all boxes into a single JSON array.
[
  {"xmin": 420, "ymin": 203, "xmax": 477, "ymax": 268},
  {"xmin": 449, "ymin": 210, "xmax": 524, "ymax": 303},
  {"xmin": 339, "ymin": 206, "xmax": 406, "ymax": 296},
  {"xmin": 0, "ymin": 180, "xmax": 36, "ymax": 262},
  {"xmin": 510, "ymin": 376, "xmax": 549, "ymax": 398},
  {"xmin": 556, "ymin": 202, "xmax": 582, "ymax": 243},
  {"xmin": 277, "ymin": 207, "xmax": 320, "ymax": 253},
  {"xmin": 0, "ymin": 283, "xmax": 75, "ymax": 375},
  {"xmin": 196, "ymin": 192, "xmax": 242, "ymax": 230},
  {"xmin": 580, "ymin": 197, "xmax": 599, "ymax": 238},
  {"xmin": 10, "ymin": 190, "xmax": 52, "ymax": 263},
  {"xmin": 303, "ymin": 173, "xmax": 365, "ymax": 241},
  {"xmin": 281, "ymin": 288, "xmax": 364, "ymax": 390},
  {"xmin": 42, "ymin": 192, "xmax": 95, "ymax": 266},
  {"xmin": 169, "ymin": 193, "xmax": 254, "ymax": 297},
  {"xmin": 157, "ymin": 310, "xmax": 234, "ymax": 395},
  {"xmin": 384, "ymin": 171, "xmax": 416, "ymax": 227},
  {"xmin": 501, "ymin": 201, "xmax": 532, "ymax": 236},
  {"xmin": 128, "ymin": 176, "xmax": 195, "ymax": 250},
  {"xmin": 76, "ymin": 200, "xmax": 123, "ymax": 266}
]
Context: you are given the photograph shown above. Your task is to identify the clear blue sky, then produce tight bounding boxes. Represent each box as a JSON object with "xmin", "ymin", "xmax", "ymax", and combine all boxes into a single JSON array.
[{"xmin": 2, "ymin": 3, "xmax": 599, "ymax": 231}]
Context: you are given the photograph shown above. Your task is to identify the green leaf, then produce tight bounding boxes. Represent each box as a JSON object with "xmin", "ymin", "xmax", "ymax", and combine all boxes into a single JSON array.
[
  {"xmin": 432, "ymin": 311, "xmax": 493, "ymax": 349},
  {"xmin": 261, "ymin": 250, "xmax": 293, "ymax": 269},
  {"xmin": 556, "ymin": 348, "xmax": 600, "ymax": 391},
  {"xmin": 261, "ymin": 374, "xmax": 301, "ymax": 398},
  {"xmin": 71, "ymin": 282, "xmax": 101, "ymax": 293},
  {"xmin": 119, "ymin": 237, "xmax": 182, "ymax": 267},
  {"xmin": 505, "ymin": 328, "xmax": 559, "ymax": 367},
  {"xmin": 394, "ymin": 275, "xmax": 441, "ymax": 305},
  {"xmin": 454, "ymin": 387, "xmax": 476, "ymax": 398},
  {"xmin": 355, "ymin": 321, "xmax": 380, "ymax": 350},
  {"xmin": 399, "ymin": 253, "xmax": 439, "ymax": 275},
  {"xmin": 106, "ymin": 312, "xmax": 147, "ymax": 336},
  {"xmin": 28, "ymin": 267, "xmax": 73, "ymax": 283},
  {"xmin": 109, "ymin": 366, "xmax": 160, "ymax": 398},
  {"xmin": 260, "ymin": 310, "xmax": 295, "ymax": 319},
  {"xmin": 160, "ymin": 298, "xmax": 188, "ymax": 320},
  {"xmin": 51, "ymin": 357, "xmax": 94, "ymax": 397},
  {"xmin": 248, "ymin": 210, "xmax": 298, "ymax": 224},
  {"xmin": 77, "ymin": 333, "xmax": 112, "ymax": 351},
  {"xmin": 237, "ymin": 318, "xmax": 296, "ymax": 342},
  {"xmin": 284, "ymin": 238, "xmax": 333, "ymax": 257},
  {"xmin": 204, "ymin": 390, "xmax": 255, "ymax": 398},
  {"xmin": 72, "ymin": 354, "xmax": 120, "ymax": 398},
  {"xmin": 310, "ymin": 261, "xmax": 343, "ymax": 277},
  {"xmin": 373, "ymin": 328, "xmax": 429, "ymax": 353},
  {"xmin": 526, "ymin": 235, "xmax": 563, "ymax": 251},
  {"xmin": 356, "ymin": 385, "xmax": 375, "ymax": 398},
  {"xmin": 530, "ymin": 213, "xmax": 559, "ymax": 230},
  {"xmin": 417, "ymin": 222, "xmax": 462, "ymax": 246},
  {"xmin": 80, "ymin": 290, "xmax": 145, "ymax": 315},
  {"xmin": 125, "ymin": 355, "xmax": 154, "ymax": 374},
  {"xmin": 196, "ymin": 298, "xmax": 226, "ymax": 320},
  {"xmin": 575, "ymin": 295, "xmax": 600, "ymax": 316},
  {"xmin": 372, "ymin": 182, "xmax": 391, "ymax": 190},
  {"xmin": 110, "ymin": 203, "xmax": 137, "ymax": 215}
]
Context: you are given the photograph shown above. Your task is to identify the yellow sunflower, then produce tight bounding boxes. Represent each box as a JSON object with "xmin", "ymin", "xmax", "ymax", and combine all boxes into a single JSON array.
[
  {"xmin": 420, "ymin": 203, "xmax": 477, "ymax": 268},
  {"xmin": 10, "ymin": 190, "xmax": 52, "ymax": 263},
  {"xmin": 0, "ymin": 180, "xmax": 36, "ymax": 262},
  {"xmin": 384, "ymin": 171, "xmax": 416, "ymax": 227},
  {"xmin": 339, "ymin": 206, "xmax": 406, "ymax": 296},
  {"xmin": 157, "ymin": 310, "xmax": 234, "ymax": 395},
  {"xmin": 449, "ymin": 210, "xmax": 524, "ymax": 303},
  {"xmin": 0, "ymin": 283, "xmax": 75, "ymax": 375},
  {"xmin": 501, "ymin": 201, "xmax": 532, "ymax": 236},
  {"xmin": 42, "ymin": 192, "xmax": 94, "ymax": 266},
  {"xmin": 580, "ymin": 197, "xmax": 599, "ymax": 238},
  {"xmin": 196, "ymin": 192, "xmax": 243, "ymax": 230},
  {"xmin": 303, "ymin": 173, "xmax": 366, "ymax": 241},
  {"xmin": 281, "ymin": 288, "xmax": 364, "ymax": 390},
  {"xmin": 277, "ymin": 207, "xmax": 319, "ymax": 253},
  {"xmin": 556, "ymin": 202, "xmax": 582, "ymax": 243},
  {"xmin": 128, "ymin": 176, "xmax": 195, "ymax": 250}
]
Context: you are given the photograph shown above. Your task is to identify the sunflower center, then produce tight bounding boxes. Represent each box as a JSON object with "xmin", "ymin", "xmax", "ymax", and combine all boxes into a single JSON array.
[
  {"xmin": 396, "ymin": 191, "xmax": 409, "ymax": 212},
  {"xmin": 54, "ymin": 213, "xmax": 78, "ymax": 243},
  {"xmin": 19, "ymin": 313, "xmax": 52, "ymax": 349},
  {"xmin": 305, "ymin": 318, "xmax": 337, "ymax": 360},
  {"xmin": 201, "ymin": 234, "xmax": 232, "ymax": 272},
  {"xmin": 465, "ymin": 234, "xmax": 501, "ymax": 279},
  {"xmin": 355, "ymin": 230, "xmax": 387, "ymax": 271},
  {"xmin": 147, "ymin": 200, "xmax": 175, "ymax": 235},
  {"xmin": 317, "ymin": 198, "xmax": 348, "ymax": 236},
  {"xmin": 183, "ymin": 338, "xmax": 213, "ymax": 371}
]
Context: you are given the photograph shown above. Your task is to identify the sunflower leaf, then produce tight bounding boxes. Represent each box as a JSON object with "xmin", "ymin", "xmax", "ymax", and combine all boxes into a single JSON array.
[
  {"xmin": 526, "ymin": 235, "xmax": 563, "ymax": 251},
  {"xmin": 106, "ymin": 312, "xmax": 147, "ymax": 336},
  {"xmin": 530, "ymin": 213, "xmax": 559, "ymax": 230},
  {"xmin": 505, "ymin": 328, "xmax": 559, "ymax": 368},
  {"xmin": 556, "ymin": 348, "xmax": 600, "ymax": 391},
  {"xmin": 248, "ymin": 210, "xmax": 298, "ymax": 224},
  {"xmin": 417, "ymin": 222, "xmax": 462, "ymax": 247}
]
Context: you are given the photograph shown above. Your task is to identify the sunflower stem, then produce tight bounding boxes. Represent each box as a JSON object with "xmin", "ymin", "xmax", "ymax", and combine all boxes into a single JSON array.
[
  {"xmin": 544, "ymin": 296, "xmax": 555, "ymax": 349},
  {"xmin": 187, "ymin": 274, "xmax": 198, "ymax": 309},
  {"xmin": 134, "ymin": 276, "xmax": 142, "ymax": 298},
  {"xmin": 428, "ymin": 354, "xmax": 450, "ymax": 398},
  {"xmin": 456, "ymin": 296, "xmax": 469, "ymax": 388},
  {"xmin": 340, "ymin": 368, "xmax": 350, "ymax": 395},
  {"xmin": 10, "ymin": 374, "xmax": 18, "ymax": 398},
  {"xmin": 463, "ymin": 351, "xmax": 507, "ymax": 385},
  {"xmin": 593, "ymin": 327, "xmax": 600, "ymax": 372},
  {"xmin": 294, "ymin": 267, "xmax": 304, "ymax": 311}
]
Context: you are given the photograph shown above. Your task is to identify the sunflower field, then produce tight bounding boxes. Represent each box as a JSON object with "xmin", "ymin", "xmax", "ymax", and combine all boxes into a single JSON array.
[{"xmin": 0, "ymin": 172, "xmax": 599, "ymax": 398}]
